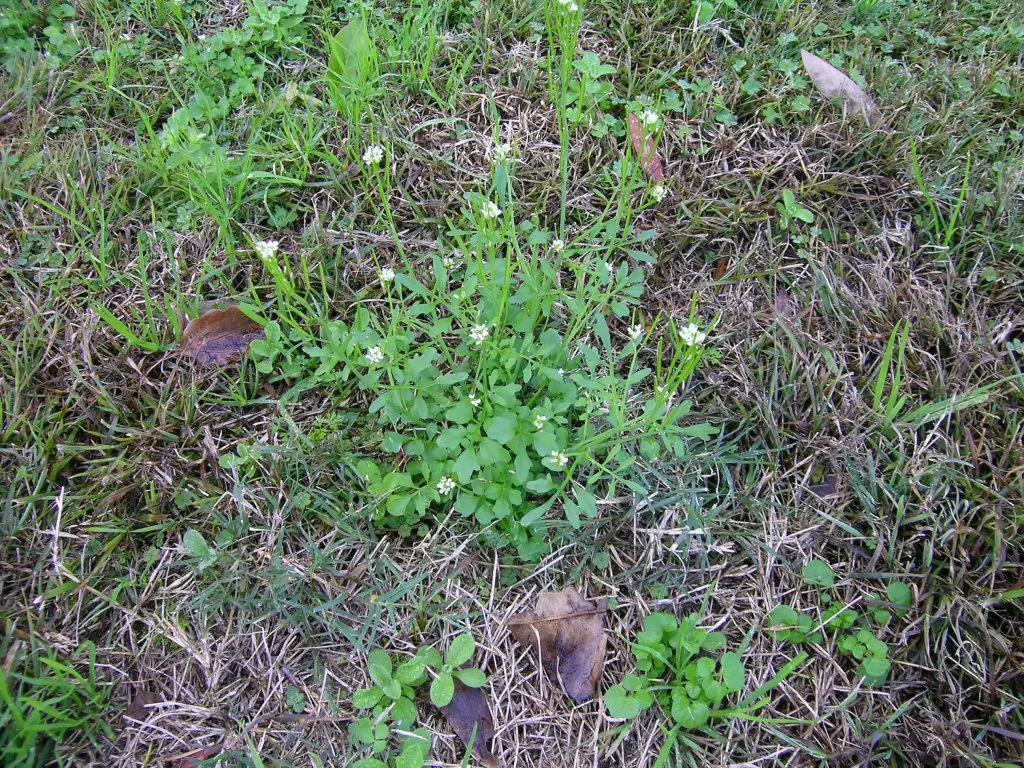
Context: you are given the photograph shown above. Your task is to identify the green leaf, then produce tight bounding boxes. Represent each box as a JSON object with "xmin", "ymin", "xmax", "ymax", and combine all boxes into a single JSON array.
[
  {"xmin": 445, "ymin": 634, "xmax": 475, "ymax": 667},
  {"xmin": 454, "ymin": 667, "xmax": 486, "ymax": 687},
  {"xmin": 328, "ymin": 19, "xmax": 375, "ymax": 91},
  {"xmin": 720, "ymin": 651, "xmax": 745, "ymax": 692},
  {"xmin": 430, "ymin": 671, "xmax": 455, "ymax": 707},
  {"xmin": 605, "ymin": 683, "xmax": 653, "ymax": 719},
  {"xmin": 453, "ymin": 493, "xmax": 478, "ymax": 518},
  {"xmin": 353, "ymin": 759, "xmax": 387, "ymax": 768},
  {"xmin": 860, "ymin": 655, "xmax": 891, "ymax": 686},
  {"xmin": 453, "ymin": 447, "xmax": 480, "ymax": 483},
  {"xmin": 484, "ymin": 414, "xmax": 518, "ymax": 444},
  {"xmin": 886, "ymin": 581, "xmax": 913, "ymax": 608},
  {"xmin": 594, "ymin": 313, "xmax": 611, "ymax": 353},
  {"xmin": 367, "ymin": 649, "xmax": 393, "ymax": 686},
  {"xmin": 670, "ymin": 691, "xmax": 710, "ymax": 729},
  {"xmin": 802, "ymin": 559, "xmax": 836, "ymax": 588},
  {"xmin": 417, "ymin": 646, "xmax": 443, "ymax": 668},
  {"xmin": 445, "ymin": 399, "xmax": 474, "ymax": 425},
  {"xmin": 382, "ymin": 678, "xmax": 402, "ymax": 700},
  {"xmin": 352, "ymin": 686, "xmax": 384, "ymax": 708},
  {"xmin": 574, "ymin": 485, "xmax": 597, "ymax": 518},
  {"xmin": 183, "ymin": 529, "xmax": 212, "ymax": 559},
  {"xmin": 392, "ymin": 696, "xmax": 417, "ymax": 729}
]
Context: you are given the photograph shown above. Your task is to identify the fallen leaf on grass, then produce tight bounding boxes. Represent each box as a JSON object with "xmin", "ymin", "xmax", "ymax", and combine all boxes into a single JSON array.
[
  {"xmin": 801, "ymin": 51, "xmax": 881, "ymax": 126},
  {"xmin": 179, "ymin": 306, "xmax": 262, "ymax": 366},
  {"xmin": 124, "ymin": 690, "xmax": 162, "ymax": 721},
  {"xmin": 507, "ymin": 587, "xmax": 607, "ymax": 703},
  {"xmin": 169, "ymin": 742, "xmax": 223, "ymax": 768},
  {"xmin": 627, "ymin": 114, "xmax": 664, "ymax": 181},
  {"xmin": 441, "ymin": 679, "xmax": 501, "ymax": 768}
]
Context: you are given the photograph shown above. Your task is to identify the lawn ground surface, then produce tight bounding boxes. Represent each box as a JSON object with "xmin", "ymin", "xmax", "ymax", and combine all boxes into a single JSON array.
[{"xmin": 1, "ymin": 1, "xmax": 1023, "ymax": 767}]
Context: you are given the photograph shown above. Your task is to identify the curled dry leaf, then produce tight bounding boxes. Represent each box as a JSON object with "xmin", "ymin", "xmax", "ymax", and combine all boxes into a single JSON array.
[
  {"xmin": 507, "ymin": 587, "xmax": 607, "ymax": 703},
  {"xmin": 441, "ymin": 679, "xmax": 501, "ymax": 768},
  {"xmin": 124, "ymin": 690, "xmax": 163, "ymax": 721},
  {"xmin": 801, "ymin": 50, "xmax": 881, "ymax": 126},
  {"xmin": 169, "ymin": 742, "xmax": 223, "ymax": 768},
  {"xmin": 627, "ymin": 113, "xmax": 664, "ymax": 181},
  {"xmin": 179, "ymin": 305, "xmax": 262, "ymax": 366}
]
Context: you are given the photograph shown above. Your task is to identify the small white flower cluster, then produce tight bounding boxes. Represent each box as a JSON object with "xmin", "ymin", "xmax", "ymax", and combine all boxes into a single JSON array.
[
  {"xmin": 436, "ymin": 476, "xmax": 456, "ymax": 495},
  {"xmin": 533, "ymin": 413, "xmax": 548, "ymax": 430},
  {"xmin": 639, "ymin": 109, "xmax": 659, "ymax": 128},
  {"xmin": 443, "ymin": 250, "xmax": 461, "ymax": 268},
  {"xmin": 492, "ymin": 142, "xmax": 512, "ymax": 162},
  {"xmin": 362, "ymin": 144, "xmax": 384, "ymax": 166},
  {"xmin": 469, "ymin": 324, "xmax": 490, "ymax": 345},
  {"xmin": 365, "ymin": 346, "xmax": 384, "ymax": 364},
  {"xmin": 680, "ymin": 322, "xmax": 707, "ymax": 346},
  {"xmin": 549, "ymin": 451, "xmax": 570, "ymax": 468},
  {"xmin": 481, "ymin": 200, "xmax": 502, "ymax": 219},
  {"xmin": 556, "ymin": 0, "xmax": 580, "ymax": 11},
  {"xmin": 254, "ymin": 240, "xmax": 279, "ymax": 260},
  {"xmin": 379, "ymin": 266, "xmax": 396, "ymax": 284},
  {"xmin": 628, "ymin": 324, "xmax": 644, "ymax": 341},
  {"xmin": 650, "ymin": 184, "xmax": 669, "ymax": 203},
  {"xmin": 469, "ymin": 393, "xmax": 482, "ymax": 407},
  {"xmin": 550, "ymin": 239, "xmax": 565, "ymax": 253},
  {"xmin": 604, "ymin": 260, "xmax": 615, "ymax": 274}
]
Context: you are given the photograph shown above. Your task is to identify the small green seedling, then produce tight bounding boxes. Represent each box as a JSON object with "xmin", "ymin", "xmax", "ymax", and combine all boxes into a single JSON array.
[
  {"xmin": 351, "ymin": 649, "xmax": 424, "ymax": 752},
  {"xmin": 606, "ymin": 613, "xmax": 746, "ymax": 730},
  {"xmin": 837, "ymin": 630, "xmax": 891, "ymax": 686},
  {"xmin": 776, "ymin": 189, "xmax": 815, "ymax": 230},
  {"xmin": 419, "ymin": 633, "xmax": 486, "ymax": 707}
]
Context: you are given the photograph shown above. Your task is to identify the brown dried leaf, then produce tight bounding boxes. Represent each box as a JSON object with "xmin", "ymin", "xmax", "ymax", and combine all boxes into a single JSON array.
[
  {"xmin": 169, "ymin": 742, "xmax": 223, "ymax": 768},
  {"xmin": 124, "ymin": 690, "xmax": 162, "ymax": 721},
  {"xmin": 627, "ymin": 113, "xmax": 664, "ymax": 181},
  {"xmin": 441, "ymin": 679, "xmax": 501, "ymax": 768},
  {"xmin": 801, "ymin": 51, "xmax": 881, "ymax": 126},
  {"xmin": 179, "ymin": 306, "xmax": 262, "ymax": 366},
  {"xmin": 507, "ymin": 587, "xmax": 607, "ymax": 703}
]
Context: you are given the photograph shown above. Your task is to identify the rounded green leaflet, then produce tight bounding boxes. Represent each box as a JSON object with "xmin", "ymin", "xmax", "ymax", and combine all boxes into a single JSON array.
[
  {"xmin": 670, "ymin": 691, "xmax": 710, "ymax": 729},
  {"xmin": 352, "ymin": 686, "xmax": 383, "ymax": 708},
  {"xmin": 454, "ymin": 667, "xmax": 486, "ymax": 688},
  {"xmin": 720, "ymin": 651, "xmax": 746, "ymax": 693},
  {"xmin": 395, "ymin": 656, "xmax": 427, "ymax": 685},
  {"xmin": 802, "ymin": 559, "xmax": 836, "ymax": 588},
  {"xmin": 392, "ymin": 696, "xmax": 417, "ymax": 730},
  {"xmin": 887, "ymin": 581, "xmax": 913, "ymax": 608},
  {"xmin": 367, "ymin": 649, "xmax": 393, "ymax": 686},
  {"xmin": 430, "ymin": 671, "xmax": 455, "ymax": 707},
  {"xmin": 382, "ymin": 678, "xmax": 402, "ymax": 700},
  {"xmin": 445, "ymin": 633, "xmax": 475, "ymax": 667},
  {"xmin": 605, "ymin": 684, "xmax": 651, "ymax": 719}
]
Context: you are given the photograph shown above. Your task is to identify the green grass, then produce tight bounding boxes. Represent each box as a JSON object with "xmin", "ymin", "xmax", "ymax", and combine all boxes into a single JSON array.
[{"xmin": 1, "ymin": 0, "xmax": 1023, "ymax": 766}]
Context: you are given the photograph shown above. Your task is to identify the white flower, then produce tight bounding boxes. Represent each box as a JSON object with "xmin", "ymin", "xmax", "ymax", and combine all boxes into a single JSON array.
[
  {"xmin": 436, "ymin": 476, "xmax": 456, "ymax": 495},
  {"xmin": 469, "ymin": 324, "xmax": 490, "ymax": 345},
  {"xmin": 558, "ymin": 368, "xmax": 565, "ymax": 377},
  {"xmin": 639, "ymin": 109, "xmax": 659, "ymax": 127},
  {"xmin": 493, "ymin": 142, "xmax": 512, "ymax": 162},
  {"xmin": 480, "ymin": 200, "xmax": 502, "ymax": 219},
  {"xmin": 365, "ymin": 346, "xmax": 384, "ymax": 365},
  {"xmin": 604, "ymin": 261, "xmax": 615, "ymax": 274},
  {"xmin": 254, "ymin": 240, "xmax": 279, "ymax": 260},
  {"xmin": 651, "ymin": 184, "xmax": 669, "ymax": 203},
  {"xmin": 567, "ymin": 0, "xmax": 579, "ymax": 10},
  {"xmin": 362, "ymin": 144, "xmax": 384, "ymax": 165},
  {"xmin": 533, "ymin": 414, "xmax": 548, "ymax": 429},
  {"xmin": 551, "ymin": 239, "xmax": 565, "ymax": 253},
  {"xmin": 680, "ymin": 322, "xmax": 707, "ymax": 346},
  {"xmin": 379, "ymin": 266, "xmax": 396, "ymax": 284},
  {"xmin": 470, "ymin": 394, "xmax": 482, "ymax": 407},
  {"xmin": 549, "ymin": 451, "xmax": 570, "ymax": 468},
  {"xmin": 629, "ymin": 324, "xmax": 645, "ymax": 341}
]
